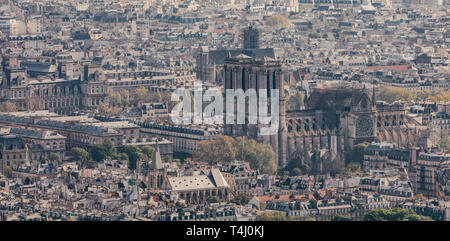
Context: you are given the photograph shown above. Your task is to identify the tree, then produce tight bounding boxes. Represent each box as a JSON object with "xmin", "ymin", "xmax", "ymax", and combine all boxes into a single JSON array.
[
  {"xmin": 71, "ymin": 148, "xmax": 90, "ymax": 163},
  {"xmin": 255, "ymin": 211, "xmax": 292, "ymax": 221},
  {"xmin": 134, "ymin": 87, "xmax": 149, "ymax": 105},
  {"xmin": 118, "ymin": 152, "xmax": 129, "ymax": 161},
  {"xmin": 282, "ymin": 158, "xmax": 311, "ymax": 176},
  {"xmin": 90, "ymin": 144, "xmax": 109, "ymax": 162},
  {"xmin": 140, "ymin": 146, "xmax": 155, "ymax": 158},
  {"xmin": 379, "ymin": 87, "xmax": 450, "ymax": 104},
  {"xmin": 96, "ymin": 103, "xmax": 112, "ymax": 115},
  {"xmin": 234, "ymin": 137, "xmax": 277, "ymax": 175},
  {"xmin": 3, "ymin": 165, "xmax": 12, "ymax": 178},
  {"xmin": 206, "ymin": 195, "xmax": 222, "ymax": 203},
  {"xmin": 0, "ymin": 101, "xmax": 18, "ymax": 112},
  {"xmin": 363, "ymin": 208, "xmax": 432, "ymax": 221},
  {"xmin": 231, "ymin": 192, "xmax": 252, "ymax": 205},
  {"xmin": 194, "ymin": 135, "xmax": 236, "ymax": 164},
  {"xmin": 120, "ymin": 90, "xmax": 130, "ymax": 106},
  {"xmin": 103, "ymin": 139, "xmax": 117, "ymax": 158},
  {"xmin": 349, "ymin": 142, "xmax": 369, "ymax": 165},
  {"xmin": 122, "ymin": 145, "xmax": 144, "ymax": 170},
  {"xmin": 194, "ymin": 136, "xmax": 277, "ymax": 174},
  {"xmin": 287, "ymin": 91, "xmax": 304, "ymax": 111},
  {"xmin": 48, "ymin": 153, "xmax": 61, "ymax": 163},
  {"xmin": 109, "ymin": 90, "xmax": 122, "ymax": 107}
]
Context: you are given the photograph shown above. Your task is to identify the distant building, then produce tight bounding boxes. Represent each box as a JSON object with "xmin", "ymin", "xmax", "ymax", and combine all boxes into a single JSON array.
[
  {"xmin": 0, "ymin": 14, "xmax": 17, "ymax": 37},
  {"xmin": 415, "ymin": 152, "xmax": 450, "ymax": 198},
  {"xmin": 196, "ymin": 26, "xmax": 275, "ymax": 83},
  {"xmin": 147, "ymin": 144, "xmax": 168, "ymax": 191},
  {"xmin": 167, "ymin": 168, "xmax": 231, "ymax": 204}
]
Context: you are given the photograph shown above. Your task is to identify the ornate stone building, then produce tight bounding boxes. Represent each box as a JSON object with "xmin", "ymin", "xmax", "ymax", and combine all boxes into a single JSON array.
[
  {"xmin": 167, "ymin": 169, "xmax": 231, "ymax": 204},
  {"xmin": 147, "ymin": 144, "xmax": 168, "ymax": 191},
  {"xmin": 0, "ymin": 55, "xmax": 108, "ymax": 115},
  {"xmin": 286, "ymin": 85, "xmax": 377, "ymax": 173},
  {"xmin": 223, "ymin": 53, "xmax": 288, "ymax": 167},
  {"xmin": 376, "ymin": 101, "xmax": 425, "ymax": 147},
  {"xmin": 285, "ymin": 83, "xmax": 425, "ymax": 174}
]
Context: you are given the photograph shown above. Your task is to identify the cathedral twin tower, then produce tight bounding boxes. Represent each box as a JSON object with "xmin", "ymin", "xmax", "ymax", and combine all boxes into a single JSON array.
[{"xmin": 223, "ymin": 26, "xmax": 288, "ymax": 167}]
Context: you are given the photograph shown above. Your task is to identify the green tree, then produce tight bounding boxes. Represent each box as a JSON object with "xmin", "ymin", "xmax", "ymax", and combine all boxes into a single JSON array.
[
  {"xmin": 363, "ymin": 208, "xmax": 432, "ymax": 221},
  {"xmin": 206, "ymin": 195, "xmax": 222, "ymax": 203},
  {"xmin": 194, "ymin": 136, "xmax": 277, "ymax": 174},
  {"xmin": 234, "ymin": 137, "xmax": 277, "ymax": 175},
  {"xmin": 255, "ymin": 211, "xmax": 292, "ymax": 221},
  {"xmin": 231, "ymin": 192, "xmax": 252, "ymax": 205},
  {"xmin": 103, "ymin": 139, "xmax": 117, "ymax": 158},
  {"xmin": 349, "ymin": 142, "xmax": 369, "ymax": 165},
  {"xmin": 140, "ymin": 146, "xmax": 155, "ymax": 158},
  {"xmin": 119, "ymin": 152, "xmax": 129, "ymax": 161},
  {"xmin": 90, "ymin": 144, "xmax": 109, "ymax": 162},
  {"xmin": 287, "ymin": 91, "xmax": 304, "ymax": 111},
  {"xmin": 48, "ymin": 153, "xmax": 61, "ymax": 163},
  {"xmin": 122, "ymin": 145, "xmax": 144, "ymax": 170},
  {"xmin": 282, "ymin": 158, "xmax": 311, "ymax": 176},
  {"xmin": 71, "ymin": 148, "xmax": 90, "ymax": 163},
  {"xmin": 194, "ymin": 136, "xmax": 236, "ymax": 164}
]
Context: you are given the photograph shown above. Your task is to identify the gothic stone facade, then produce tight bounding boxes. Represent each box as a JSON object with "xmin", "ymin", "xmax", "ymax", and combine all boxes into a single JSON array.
[{"xmin": 223, "ymin": 54, "xmax": 288, "ymax": 167}]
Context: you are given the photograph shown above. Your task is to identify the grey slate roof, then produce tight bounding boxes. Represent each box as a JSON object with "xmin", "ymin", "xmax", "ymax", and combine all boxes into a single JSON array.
[{"xmin": 208, "ymin": 48, "xmax": 275, "ymax": 65}]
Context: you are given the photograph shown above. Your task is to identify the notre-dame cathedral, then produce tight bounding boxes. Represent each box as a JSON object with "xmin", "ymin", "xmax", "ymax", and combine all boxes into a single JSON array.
[{"xmin": 222, "ymin": 28, "xmax": 424, "ymax": 174}]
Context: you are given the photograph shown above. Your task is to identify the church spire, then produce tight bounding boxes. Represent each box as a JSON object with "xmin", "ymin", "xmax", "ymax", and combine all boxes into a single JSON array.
[{"xmin": 150, "ymin": 139, "xmax": 163, "ymax": 170}]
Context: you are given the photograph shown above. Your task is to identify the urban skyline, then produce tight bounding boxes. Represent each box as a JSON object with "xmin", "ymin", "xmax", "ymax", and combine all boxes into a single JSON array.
[{"xmin": 0, "ymin": 0, "xmax": 449, "ymax": 223}]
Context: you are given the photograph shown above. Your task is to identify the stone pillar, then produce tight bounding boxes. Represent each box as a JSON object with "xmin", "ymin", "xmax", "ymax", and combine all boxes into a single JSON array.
[
  {"xmin": 260, "ymin": 70, "xmax": 267, "ymax": 93},
  {"xmin": 225, "ymin": 66, "xmax": 230, "ymax": 89},
  {"xmin": 233, "ymin": 67, "xmax": 239, "ymax": 90},
  {"xmin": 276, "ymin": 70, "xmax": 287, "ymax": 167},
  {"xmin": 250, "ymin": 69, "xmax": 257, "ymax": 90}
]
